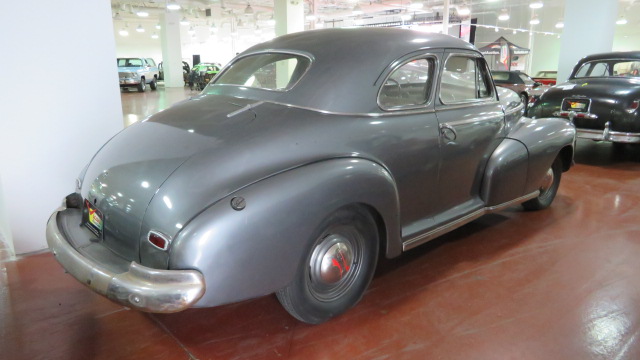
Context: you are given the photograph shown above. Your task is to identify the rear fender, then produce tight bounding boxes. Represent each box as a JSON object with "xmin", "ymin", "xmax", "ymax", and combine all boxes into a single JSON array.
[
  {"xmin": 506, "ymin": 117, "xmax": 576, "ymax": 194},
  {"xmin": 168, "ymin": 158, "xmax": 400, "ymax": 307}
]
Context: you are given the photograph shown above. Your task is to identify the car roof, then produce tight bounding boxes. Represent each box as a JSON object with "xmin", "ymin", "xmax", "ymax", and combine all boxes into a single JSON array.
[
  {"xmin": 579, "ymin": 51, "xmax": 640, "ymax": 62},
  {"xmin": 220, "ymin": 28, "xmax": 480, "ymax": 114}
]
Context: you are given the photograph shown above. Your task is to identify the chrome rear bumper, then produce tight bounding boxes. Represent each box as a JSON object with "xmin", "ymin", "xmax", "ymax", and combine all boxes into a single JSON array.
[
  {"xmin": 576, "ymin": 121, "xmax": 640, "ymax": 144},
  {"xmin": 46, "ymin": 203, "xmax": 205, "ymax": 313}
]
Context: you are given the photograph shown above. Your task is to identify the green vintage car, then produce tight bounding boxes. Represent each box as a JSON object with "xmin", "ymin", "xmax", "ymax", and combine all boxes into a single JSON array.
[{"xmin": 189, "ymin": 63, "xmax": 222, "ymax": 90}]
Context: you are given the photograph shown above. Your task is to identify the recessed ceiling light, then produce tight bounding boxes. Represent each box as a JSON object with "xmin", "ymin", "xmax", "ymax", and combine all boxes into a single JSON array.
[
  {"xmin": 167, "ymin": 1, "xmax": 181, "ymax": 10},
  {"xmin": 529, "ymin": 1, "xmax": 543, "ymax": 9},
  {"xmin": 498, "ymin": 9, "xmax": 509, "ymax": 21},
  {"xmin": 458, "ymin": 3, "xmax": 471, "ymax": 16}
]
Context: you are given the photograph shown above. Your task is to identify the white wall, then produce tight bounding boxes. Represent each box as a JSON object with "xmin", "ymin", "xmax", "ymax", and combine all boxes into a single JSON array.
[{"xmin": 0, "ymin": 0, "xmax": 124, "ymax": 254}]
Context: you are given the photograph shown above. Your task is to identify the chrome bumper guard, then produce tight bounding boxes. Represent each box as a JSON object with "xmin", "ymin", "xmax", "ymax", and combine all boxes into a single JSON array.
[
  {"xmin": 46, "ymin": 204, "xmax": 205, "ymax": 313},
  {"xmin": 552, "ymin": 112, "xmax": 640, "ymax": 144}
]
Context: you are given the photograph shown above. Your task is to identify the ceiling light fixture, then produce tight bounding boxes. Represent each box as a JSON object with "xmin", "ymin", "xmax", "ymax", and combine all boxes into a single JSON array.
[
  {"xmin": 529, "ymin": 16, "xmax": 540, "ymax": 25},
  {"xmin": 180, "ymin": 17, "xmax": 190, "ymax": 25},
  {"xmin": 167, "ymin": 1, "xmax": 181, "ymax": 10},
  {"xmin": 616, "ymin": 17, "xmax": 628, "ymax": 25},
  {"xmin": 119, "ymin": 28, "xmax": 129, "ymax": 36},
  {"xmin": 408, "ymin": 0, "xmax": 423, "ymax": 10},
  {"xmin": 136, "ymin": 24, "xmax": 145, "ymax": 32},
  {"xmin": 498, "ymin": 9, "xmax": 509, "ymax": 21},
  {"xmin": 353, "ymin": 4, "xmax": 364, "ymax": 15},
  {"xmin": 136, "ymin": 10, "xmax": 149, "ymax": 17},
  {"xmin": 188, "ymin": 26, "xmax": 195, "ymax": 34},
  {"xmin": 457, "ymin": 3, "xmax": 470, "ymax": 16},
  {"xmin": 210, "ymin": 23, "xmax": 217, "ymax": 33},
  {"xmin": 151, "ymin": 33, "xmax": 159, "ymax": 39},
  {"xmin": 529, "ymin": 1, "xmax": 543, "ymax": 9},
  {"xmin": 244, "ymin": 4, "xmax": 254, "ymax": 14},
  {"xmin": 113, "ymin": 12, "xmax": 123, "ymax": 21},
  {"xmin": 155, "ymin": 23, "xmax": 161, "ymax": 29},
  {"xmin": 555, "ymin": 21, "xmax": 564, "ymax": 28}
]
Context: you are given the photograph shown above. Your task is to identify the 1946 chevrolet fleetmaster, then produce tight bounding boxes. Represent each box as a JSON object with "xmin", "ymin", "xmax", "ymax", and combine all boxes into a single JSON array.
[{"xmin": 47, "ymin": 28, "xmax": 576, "ymax": 324}]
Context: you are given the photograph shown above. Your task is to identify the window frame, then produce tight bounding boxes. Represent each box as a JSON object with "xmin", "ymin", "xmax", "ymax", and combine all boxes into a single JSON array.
[
  {"xmin": 210, "ymin": 50, "xmax": 314, "ymax": 93},
  {"xmin": 438, "ymin": 52, "xmax": 497, "ymax": 106},
  {"xmin": 376, "ymin": 54, "xmax": 439, "ymax": 112}
]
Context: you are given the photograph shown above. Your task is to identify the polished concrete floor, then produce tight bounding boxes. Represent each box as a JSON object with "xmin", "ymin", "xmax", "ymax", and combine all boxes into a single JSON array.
[{"xmin": 2, "ymin": 86, "xmax": 640, "ymax": 359}]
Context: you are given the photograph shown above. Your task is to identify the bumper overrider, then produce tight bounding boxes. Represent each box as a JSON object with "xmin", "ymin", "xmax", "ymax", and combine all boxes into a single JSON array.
[
  {"xmin": 553, "ymin": 112, "xmax": 640, "ymax": 144},
  {"xmin": 45, "ymin": 197, "xmax": 205, "ymax": 313}
]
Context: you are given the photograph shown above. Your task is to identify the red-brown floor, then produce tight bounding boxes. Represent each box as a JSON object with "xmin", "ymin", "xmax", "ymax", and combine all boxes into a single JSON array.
[{"xmin": 2, "ymin": 88, "xmax": 640, "ymax": 359}]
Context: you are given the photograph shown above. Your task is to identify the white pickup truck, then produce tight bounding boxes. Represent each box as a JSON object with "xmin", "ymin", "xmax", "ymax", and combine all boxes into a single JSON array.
[{"xmin": 117, "ymin": 58, "xmax": 160, "ymax": 92}]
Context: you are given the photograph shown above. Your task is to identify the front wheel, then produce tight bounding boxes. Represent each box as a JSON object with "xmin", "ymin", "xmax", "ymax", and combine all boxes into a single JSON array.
[
  {"xmin": 276, "ymin": 206, "xmax": 379, "ymax": 324},
  {"xmin": 137, "ymin": 80, "xmax": 146, "ymax": 92},
  {"xmin": 522, "ymin": 157, "xmax": 562, "ymax": 211}
]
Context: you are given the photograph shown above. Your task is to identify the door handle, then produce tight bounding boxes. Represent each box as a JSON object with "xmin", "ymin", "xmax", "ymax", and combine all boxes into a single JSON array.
[{"xmin": 440, "ymin": 123, "xmax": 457, "ymax": 141}]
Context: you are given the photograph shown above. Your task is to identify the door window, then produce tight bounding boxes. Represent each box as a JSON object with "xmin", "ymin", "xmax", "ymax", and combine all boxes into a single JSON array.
[
  {"xmin": 440, "ymin": 55, "xmax": 493, "ymax": 103},
  {"xmin": 378, "ymin": 58, "xmax": 434, "ymax": 109}
]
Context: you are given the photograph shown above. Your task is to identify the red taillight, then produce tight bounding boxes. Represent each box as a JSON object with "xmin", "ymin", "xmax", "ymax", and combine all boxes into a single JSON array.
[
  {"xmin": 148, "ymin": 231, "xmax": 170, "ymax": 250},
  {"xmin": 626, "ymin": 100, "xmax": 640, "ymax": 114}
]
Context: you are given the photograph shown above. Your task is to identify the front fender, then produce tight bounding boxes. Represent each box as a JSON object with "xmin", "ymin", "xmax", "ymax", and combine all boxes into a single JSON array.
[{"xmin": 168, "ymin": 158, "xmax": 400, "ymax": 308}]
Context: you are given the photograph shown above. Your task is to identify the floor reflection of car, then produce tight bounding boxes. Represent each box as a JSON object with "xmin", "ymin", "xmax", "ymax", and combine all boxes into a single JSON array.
[
  {"xmin": 491, "ymin": 70, "xmax": 549, "ymax": 110},
  {"xmin": 530, "ymin": 51, "xmax": 640, "ymax": 147},
  {"xmin": 532, "ymin": 70, "xmax": 558, "ymax": 85}
]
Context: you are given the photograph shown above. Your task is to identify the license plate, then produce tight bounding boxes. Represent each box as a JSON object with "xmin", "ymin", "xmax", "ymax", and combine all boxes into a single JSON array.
[
  {"xmin": 83, "ymin": 199, "xmax": 104, "ymax": 238},
  {"xmin": 562, "ymin": 99, "xmax": 589, "ymax": 112}
]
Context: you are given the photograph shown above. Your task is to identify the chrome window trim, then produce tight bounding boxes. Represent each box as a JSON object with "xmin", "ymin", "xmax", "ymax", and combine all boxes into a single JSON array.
[
  {"xmin": 209, "ymin": 50, "xmax": 315, "ymax": 93},
  {"xmin": 437, "ymin": 52, "xmax": 497, "ymax": 106},
  {"xmin": 376, "ymin": 54, "xmax": 439, "ymax": 112}
]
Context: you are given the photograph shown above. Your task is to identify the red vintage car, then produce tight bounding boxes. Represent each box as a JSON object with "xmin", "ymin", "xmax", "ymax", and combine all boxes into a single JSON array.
[{"xmin": 532, "ymin": 70, "xmax": 557, "ymax": 85}]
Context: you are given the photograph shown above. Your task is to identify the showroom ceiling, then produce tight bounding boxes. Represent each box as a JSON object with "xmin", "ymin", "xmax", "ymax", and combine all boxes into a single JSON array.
[{"xmin": 111, "ymin": 0, "xmax": 638, "ymax": 37}]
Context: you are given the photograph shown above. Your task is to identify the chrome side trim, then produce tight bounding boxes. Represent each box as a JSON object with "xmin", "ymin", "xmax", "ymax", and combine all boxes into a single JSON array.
[
  {"xmin": 258, "ymin": 99, "xmax": 437, "ymax": 117},
  {"xmin": 46, "ymin": 206, "xmax": 205, "ymax": 313},
  {"xmin": 402, "ymin": 191, "xmax": 540, "ymax": 251}
]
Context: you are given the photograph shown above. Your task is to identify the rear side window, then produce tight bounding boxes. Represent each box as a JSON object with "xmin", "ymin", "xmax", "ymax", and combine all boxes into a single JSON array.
[
  {"xmin": 440, "ymin": 55, "xmax": 493, "ymax": 103},
  {"xmin": 213, "ymin": 53, "xmax": 310, "ymax": 91},
  {"xmin": 379, "ymin": 58, "xmax": 434, "ymax": 109},
  {"xmin": 491, "ymin": 72, "xmax": 510, "ymax": 82}
]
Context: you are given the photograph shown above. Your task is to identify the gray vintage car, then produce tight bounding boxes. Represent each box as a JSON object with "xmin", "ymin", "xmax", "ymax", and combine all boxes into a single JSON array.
[{"xmin": 47, "ymin": 29, "xmax": 576, "ymax": 324}]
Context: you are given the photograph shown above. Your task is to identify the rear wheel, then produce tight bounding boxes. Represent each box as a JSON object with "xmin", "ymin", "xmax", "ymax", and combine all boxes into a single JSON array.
[
  {"xmin": 519, "ymin": 93, "xmax": 528, "ymax": 105},
  {"xmin": 523, "ymin": 157, "xmax": 562, "ymax": 211},
  {"xmin": 149, "ymin": 77, "xmax": 157, "ymax": 90},
  {"xmin": 276, "ymin": 206, "xmax": 379, "ymax": 324}
]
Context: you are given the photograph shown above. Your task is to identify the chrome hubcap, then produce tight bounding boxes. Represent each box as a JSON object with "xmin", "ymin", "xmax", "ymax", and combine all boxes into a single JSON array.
[
  {"xmin": 308, "ymin": 231, "xmax": 361, "ymax": 301},
  {"xmin": 540, "ymin": 167, "xmax": 554, "ymax": 194},
  {"xmin": 319, "ymin": 242, "xmax": 354, "ymax": 284}
]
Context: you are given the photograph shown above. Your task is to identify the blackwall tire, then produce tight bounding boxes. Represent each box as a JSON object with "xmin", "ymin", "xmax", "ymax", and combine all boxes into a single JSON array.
[
  {"xmin": 276, "ymin": 206, "xmax": 379, "ymax": 324},
  {"xmin": 137, "ymin": 80, "xmax": 146, "ymax": 92},
  {"xmin": 523, "ymin": 157, "xmax": 562, "ymax": 211},
  {"xmin": 150, "ymin": 78, "xmax": 157, "ymax": 91}
]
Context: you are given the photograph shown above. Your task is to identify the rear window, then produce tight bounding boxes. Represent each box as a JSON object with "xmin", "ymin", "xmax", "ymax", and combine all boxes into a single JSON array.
[
  {"xmin": 574, "ymin": 60, "xmax": 640, "ymax": 78},
  {"xmin": 212, "ymin": 53, "xmax": 311, "ymax": 91},
  {"xmin": 491, "ymin": 72, "xmax": 510, "ymax": 82}
]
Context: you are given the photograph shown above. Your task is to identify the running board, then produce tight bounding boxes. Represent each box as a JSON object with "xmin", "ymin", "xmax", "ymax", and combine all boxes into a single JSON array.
[{"xmin": 402, "ymin": 191, "xmax": 540, "ymax": 252}]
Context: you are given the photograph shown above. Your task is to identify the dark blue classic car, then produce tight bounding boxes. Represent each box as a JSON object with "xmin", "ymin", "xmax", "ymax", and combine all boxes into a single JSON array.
[
  {"xmin": 47, "ymin": 29, "xmax": 575, "ymax": 324},
  {"xmin": 530, "ymin": 51, "xmax": 640, "ymax": 146}
]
